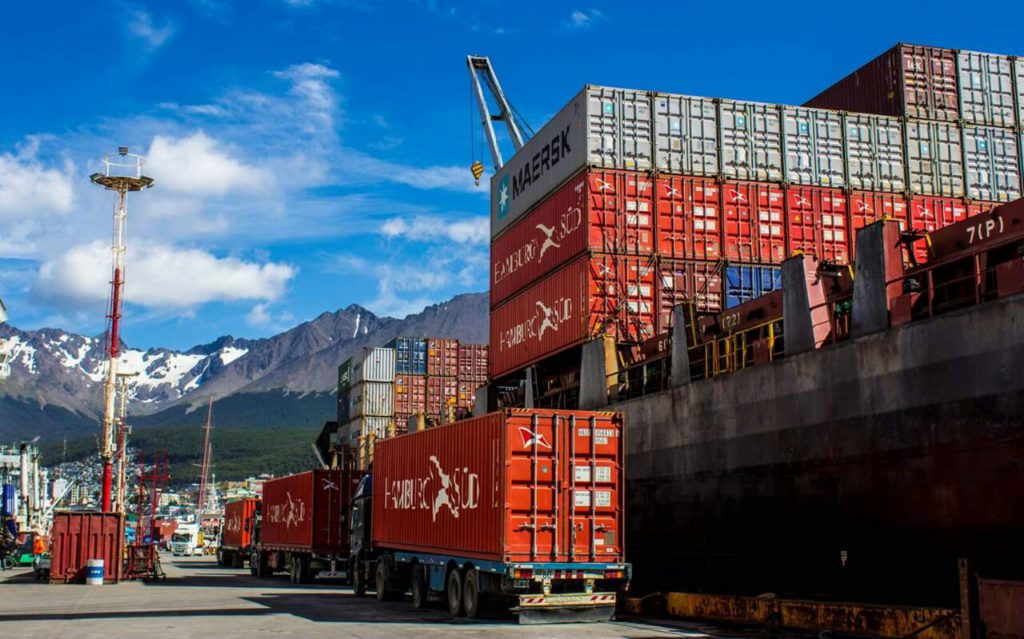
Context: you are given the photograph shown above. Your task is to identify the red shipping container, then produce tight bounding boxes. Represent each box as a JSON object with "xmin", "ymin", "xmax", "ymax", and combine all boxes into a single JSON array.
[
  {"xmin": 490, "ymin": 169, "xmax": 654, "ymax": 307},
  {"xmin": 786, "ymin": 186, "xmax": 851, "ymax": 264},
  {"xmin": 427, "ymin": 375, "xmax": 459, "ymax": 417},
  {"xmin": 965, "ymin": 200, "xmax": 1001, "ymax": 218},
  {"xmin": 427, "ymin": 338, "xmax": 459, "ymax": 377},
  {"xmin": 456, "ymin": 379, "xmax": 481, "ymax": 409},
  {"xmin": 656, "ymin": 259, "xmax": 724, "ymax": 331},
  {"xmin": 849, "ymin": 191, "xmax": 908, "ymax": 258},
  {"xmin": 722, "ymin": 181, "xmax": 786, "ymax": 264},
  {"xmin": 656, "ymin": 175, "xmax": 722, "ymax": 261},
  {"xmin": 457, "ymin": 343, "xmax": 488, "ymax": 381},
  {"xmin": 221, "ymin": 498, "xmax": 259, "ymax": 551},
  {"xmin": 907, "ymin": 196, "xmax": 970, "ymax": 263},
  {"xmin": 489, "ymin": 254, "xmax": 657, "ymax": 379},
  {"xmin": 394, "ymin": 374, "xmax": 427, "ymax": 416},
  {"xmin": 372, "ymin": 409, "xmax": 625, "ymax": 564},
  {"xmin": 49, "ymin": 511, "xmax": 124, "ymax": 583},
  {"xmin": 805, "ymin": 44, "xmax": 959, "ymax": 122},
  {"xmin": 155, "ymin": 518, "xmax": 177, "ymax": 543},
  {"xmin": 261, "ymin": 469, "xmax": 361, "ymax": 554}
]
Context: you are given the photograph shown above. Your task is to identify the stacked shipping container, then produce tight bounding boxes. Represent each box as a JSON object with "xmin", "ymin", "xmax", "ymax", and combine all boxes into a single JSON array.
[
  {"xmin": 489, "ymin": 43, "xmax": 1016, "ymax": 380},
  {"xmin": 337, "ymin": 338, "xmax": 488, "ymax": 468}
]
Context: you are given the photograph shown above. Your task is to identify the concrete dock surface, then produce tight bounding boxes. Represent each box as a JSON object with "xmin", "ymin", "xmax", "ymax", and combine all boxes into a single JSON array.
[{"xmin": 0, "ymin": 554, "xmax": 778, "ymax": 639}]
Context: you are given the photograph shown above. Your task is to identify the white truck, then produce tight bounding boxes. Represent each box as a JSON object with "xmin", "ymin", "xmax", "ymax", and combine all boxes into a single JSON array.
[{"xmin": 170, "ymin": 523, "xmax": 203, "ymax": 557}]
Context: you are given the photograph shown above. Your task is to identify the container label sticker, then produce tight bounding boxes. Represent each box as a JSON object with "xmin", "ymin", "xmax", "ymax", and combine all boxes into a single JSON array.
[
  {"xmin": 736, "ymin": 115, "xmax": 746, "ymax": 127},
  {"xmin": 596, "ymin": 466, "xmax": 612, "ymax": 483},
  {"xmin": 574, "ymin": 465, "xmax": 592, "ymax": 483},
  {"xmin": 603, "ymin": 101, "xmax": 614, "ymax": 115},
  {"xmin": 596, "ymin": 491, "xmax": 612, "ymax": 507},
  {"xmin": 575, "ymin": 490, "xmax": 592, "ymax": 507}
]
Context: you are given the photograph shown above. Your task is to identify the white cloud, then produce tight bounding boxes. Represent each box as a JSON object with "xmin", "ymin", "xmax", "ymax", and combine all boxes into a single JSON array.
[
  {"xmin": 34, "ymin": 241, "xmax": 296, "ymax": 311},
  {"xmin": 381, "ymin": 215, "xmax": 488, "ymax": 244},
  {"xmin": 128, "ymin": 7, "xmax": 176, "ymax": 50},
  {"xmin": 0, "ymin": 140, "xmax": 74, "ymax": 220},
  {"xmin": 565, "ymin": 8, "xmax": 606, "ymax": 30},
  {"xmin": 145, "ymin": 131, "xmax": 273, "ymax": 196}
]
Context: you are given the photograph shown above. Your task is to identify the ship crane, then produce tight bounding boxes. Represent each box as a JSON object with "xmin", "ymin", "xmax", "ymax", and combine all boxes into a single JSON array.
[{"xmin": 466, "ymin": 55, "xmax": 533, "ymax": 183}]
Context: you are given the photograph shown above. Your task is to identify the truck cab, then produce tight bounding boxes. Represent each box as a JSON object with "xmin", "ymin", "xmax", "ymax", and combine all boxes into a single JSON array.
[{"xmin": 170, "ymin": 524, "xmax": 202, "ymax": 557}]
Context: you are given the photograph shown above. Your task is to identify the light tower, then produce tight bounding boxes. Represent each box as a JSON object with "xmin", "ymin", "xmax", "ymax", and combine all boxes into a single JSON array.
[{"xmin": 90, "ymin": 147, "xmax": 153, "ymax": 513}]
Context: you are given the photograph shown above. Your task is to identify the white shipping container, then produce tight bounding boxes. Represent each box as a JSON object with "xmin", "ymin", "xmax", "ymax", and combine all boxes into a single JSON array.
[
  {"xmin": 782, "ymin": 106, "xmax": 845, "ymax": 187},
  {"xmin": 845, "ymin": 114, "xmax": 906, "ymax": 192},
  {"xmin": 653, "ymin": 93, "xmax": 717, "ymax": 176},
  {"xmin": 958, "ymin": 51, "xmax": 1016, "ymax": 128},
  {"xmin": 906, "ymin": 121, "xmax": 964, "ymax": 197},
  {"xmin": 351, "ymin": 347, "xmax": 395, "ymax": 384},
  {"xmin": 719, "ymin": 100, "xmax": 783, "ymax": 182},
  {"xmin": 963, "ymin": 126, "xmax": 1021, "ymax": 202},
  {"xmin": 344, "ymin": 417, "xmax": 391, "ymax": 442},
  {"xmin": 1016, "ymin": 59, "xmax": 1024, "ymax": 132},
  {"xmin": 349, "ymin": 380, "xmax": 394, "ymax": 418},
  {"xmin": 490, "ymin": 85, "xmax": 654, "ymax": 239}
]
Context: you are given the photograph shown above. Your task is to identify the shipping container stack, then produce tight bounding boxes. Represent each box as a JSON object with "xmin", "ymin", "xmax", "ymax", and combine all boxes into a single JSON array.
[
  {"xmin": 337, "ymin": 337, "xmax": 489, "ymax": 469},
  {"xmin": 806, "ymin": 43, "xmax": 1021, "ymax": 261},
  {"xmin": 489, "ymin": 42, "xmax": 1020, "ymax": 383}
]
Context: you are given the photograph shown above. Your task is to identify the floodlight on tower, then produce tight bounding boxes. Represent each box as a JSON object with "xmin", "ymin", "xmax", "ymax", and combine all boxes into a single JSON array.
[{"xmin": 90, "ymin": 147, "xmax": 153, "ymax": 513}]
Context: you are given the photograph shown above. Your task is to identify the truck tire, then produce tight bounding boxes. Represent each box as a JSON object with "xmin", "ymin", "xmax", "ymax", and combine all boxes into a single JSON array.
[
  {"xmin": 446, "ymin": 569, "xmax": 464, "ymax": 617},
  {"xmin": 463, "ymin": 569, "xmax": 481, "ymax": 619},
  {"xmin": 411, "ymin": 565, "xmax": 427, "ymax": 609},
  {"xmin": 353, "ymin": 562, "xmax": 367, "ymax": 598},
  {"xmin": 375, "ymin": 561, "xmax": 392, "ymax": 601}
]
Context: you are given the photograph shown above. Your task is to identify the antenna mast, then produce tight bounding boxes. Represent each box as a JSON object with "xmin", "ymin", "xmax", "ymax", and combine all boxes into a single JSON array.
[
  {"xmin": 90, "ymin": 147, "xmax": 153, "ymax": 512},
  {"xmin": 197, "ymin": 396, "xmax": 214, "ymax": 515}
]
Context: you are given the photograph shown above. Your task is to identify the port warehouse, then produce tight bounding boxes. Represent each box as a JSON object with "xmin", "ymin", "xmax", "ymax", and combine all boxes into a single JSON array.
[{"xmin": 34, "ymin": 41, "xmax": 1024, "ymax": 635}]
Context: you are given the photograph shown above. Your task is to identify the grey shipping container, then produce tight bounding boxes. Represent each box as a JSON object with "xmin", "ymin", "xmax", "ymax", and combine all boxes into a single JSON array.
[
  {"xmin": 653, "ymin": 93, "xmax": 718, "ymax": 176},
  {"xmin": 781, "ymin": 106, "xmax": 845, "ymax": 187},
  {"xmin": 905, "ymin": 121, "xmax": 964, "ymax": 197},
  {"xmin": 719, "ymin": 100, "xmax": 783, "ymax": 182},
  {"xmin": 958, "ymin": 50, "xmax": 1016, "ymax": 128},
  {"xmin": 349, "ymin": 380, "xmax": 394, "ymax": 418},
  {"xmin": 845, "ymin": 113, "xmax": 906, "ymax": 192},
  {"xmin": 351, "ymin": 347, "xmax": 395, "ymax": 385},
  {"xmin": 490, "ymin": 85, "xmax": 653, "ymax": 238},
  {"xmin": 963, "ymin": 126, "xmax": 1021, "ymax": 202}
]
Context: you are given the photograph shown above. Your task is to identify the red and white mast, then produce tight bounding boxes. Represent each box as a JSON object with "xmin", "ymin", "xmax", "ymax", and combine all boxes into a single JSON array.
[{"xmin": 90, "ymin": 147, "xmax": 153, "ymax": 513}]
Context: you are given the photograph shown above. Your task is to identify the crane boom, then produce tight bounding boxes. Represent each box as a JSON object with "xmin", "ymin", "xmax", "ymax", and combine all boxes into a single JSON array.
[{"xmin": 467, "ymin": 55, "xmax": 526, "ymax": 171}]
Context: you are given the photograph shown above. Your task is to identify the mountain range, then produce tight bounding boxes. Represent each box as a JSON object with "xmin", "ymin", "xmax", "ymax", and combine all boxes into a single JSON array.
[{"xmin": 0, "ymin": 293, "xmax": 488, "ymax": 441}]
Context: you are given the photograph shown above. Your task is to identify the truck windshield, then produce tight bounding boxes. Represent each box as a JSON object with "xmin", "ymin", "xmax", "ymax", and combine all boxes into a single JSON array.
[{"xmin": 171, "ymin": 533, "xmax": 191, "ymax": 542}]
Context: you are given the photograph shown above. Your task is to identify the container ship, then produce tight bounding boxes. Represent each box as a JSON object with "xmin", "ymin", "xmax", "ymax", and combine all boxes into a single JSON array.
[{"xmin": 472, "ymin": 42, "xmax": 1024, "ymax": 611}]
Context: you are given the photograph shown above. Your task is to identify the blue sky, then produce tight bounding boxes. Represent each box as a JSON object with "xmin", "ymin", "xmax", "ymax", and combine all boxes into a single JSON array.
[{"xmin": 1, "ymin": 0, "xmax": 1022, "ymax": 350}]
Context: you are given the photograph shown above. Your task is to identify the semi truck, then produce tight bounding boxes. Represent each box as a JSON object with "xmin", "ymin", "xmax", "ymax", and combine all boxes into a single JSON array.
[
  {"xmin": 348, "ymin": 408, "xmax": 631, "ymax": 623},
  {"xmin": 218, "ymin": 498, "xmax": 258, "ymax": 568},
  {"xmin": 250, "ymin": 469, "xmax": 362, "ymax": 583},
  {"xmin": 170, "ymin": 522, "xmax": 203, "ymax": 557}
]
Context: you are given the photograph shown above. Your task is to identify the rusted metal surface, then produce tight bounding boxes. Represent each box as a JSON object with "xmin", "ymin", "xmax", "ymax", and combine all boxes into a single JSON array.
[
  {"xmin": 665, "ymin": 592, "xmax": 961, "ymax": 639},
  {"xmin": 978, "ymin": 578, "xmax": 1024, "ymax": 639}
]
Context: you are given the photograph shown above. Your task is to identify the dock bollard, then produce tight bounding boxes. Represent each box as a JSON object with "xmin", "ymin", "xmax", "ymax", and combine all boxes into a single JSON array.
[{"xmin": 86, "ymin": 559, "xmax": 104, "ymax": 585}]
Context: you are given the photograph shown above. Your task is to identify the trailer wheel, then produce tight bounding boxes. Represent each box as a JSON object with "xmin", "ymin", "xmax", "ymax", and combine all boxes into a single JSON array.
[
  {"xmin": 446, "ymin": 568, "xmax": 464, "ymax": 617},
  {"xmin": 410, "ymin": 565, "xmax": 427, "ymax": 609},
  {"xmin": 290, "ymin": 556, "xmax": 302, "ymax": 584},
  {"xmin": 463, "ymin": 569, "xmax": 481, "ymax": 619}
]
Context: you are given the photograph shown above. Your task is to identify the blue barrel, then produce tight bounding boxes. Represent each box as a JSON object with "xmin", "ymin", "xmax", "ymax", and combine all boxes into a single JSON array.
[{"xmin": 1, "ymin": 484, "xmax": 14, "ymax": 517}]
